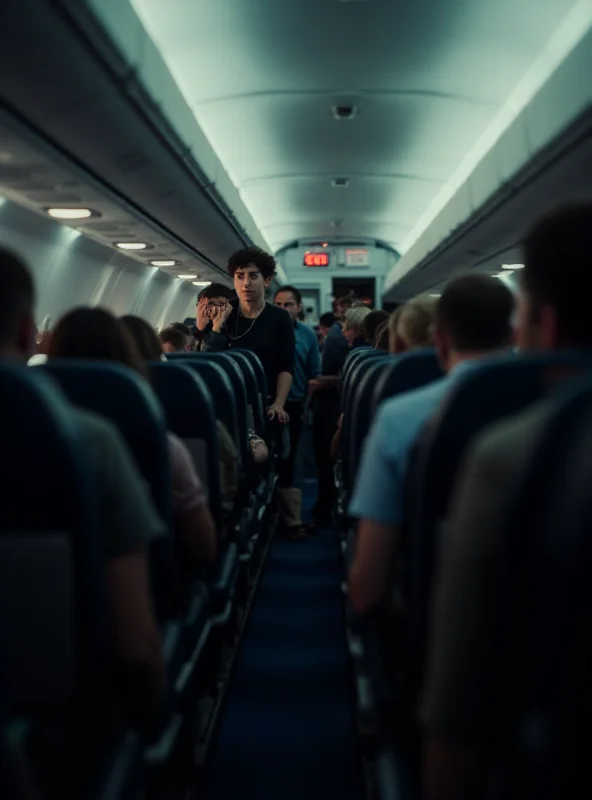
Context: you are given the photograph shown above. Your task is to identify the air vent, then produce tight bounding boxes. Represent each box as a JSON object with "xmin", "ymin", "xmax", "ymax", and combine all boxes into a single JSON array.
[
  {"xmin": 331, "ymin": 178, "xmax": 350, "ymax": 188},
  {"xmin": 331, "ymin": 105, "xmax": 357, "ymax": 120}
]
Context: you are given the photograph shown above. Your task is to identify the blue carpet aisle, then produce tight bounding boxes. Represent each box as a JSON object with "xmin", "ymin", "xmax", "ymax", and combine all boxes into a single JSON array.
[{"xmin": 203, "ymin": 482, "xmax": 363, "ymax": 800}]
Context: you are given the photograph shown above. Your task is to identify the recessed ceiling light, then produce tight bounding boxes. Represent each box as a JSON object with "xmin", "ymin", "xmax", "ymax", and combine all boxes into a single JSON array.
[
  {"xmin": 501, "ymin": 263, "xmax": 524, "ymax": 270},
  {"xmin": 429, "ymin": 293, "xmax": 441, "ymax": 298},
  {"xmin": 47, "ymin": 207, "xmax": 93, "ymax": 220},
  {"xmin": 177, "ymin": 274, "xmax": 197, "ymax": 280},
  {"xmin": 116, "ymin": 242, "xmax": 147, "ymax": 250},
  {"xmin": 151, "ymin": 260, "xmax": 176, "ymax": 267},
  {"xmin": 192, "ymin": 281, "xmax": 212, "ymax": 287}
]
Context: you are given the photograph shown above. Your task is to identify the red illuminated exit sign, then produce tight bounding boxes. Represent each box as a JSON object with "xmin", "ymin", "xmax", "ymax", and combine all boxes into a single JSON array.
[{"xmin": 303, "ymin": 252, "xmax": 330, "ymax": 267}]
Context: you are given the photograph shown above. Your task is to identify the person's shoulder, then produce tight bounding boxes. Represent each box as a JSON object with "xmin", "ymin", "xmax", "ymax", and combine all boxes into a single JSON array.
[{"xmin": 379, "ymin": 375, "xmax": 449, "ymax": 422}]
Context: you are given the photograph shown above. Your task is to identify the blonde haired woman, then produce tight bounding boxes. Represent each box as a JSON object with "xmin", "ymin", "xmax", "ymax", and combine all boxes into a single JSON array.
[{"xmin": 389, "ymin": 294, "xmax": 437, "ymax": 354}]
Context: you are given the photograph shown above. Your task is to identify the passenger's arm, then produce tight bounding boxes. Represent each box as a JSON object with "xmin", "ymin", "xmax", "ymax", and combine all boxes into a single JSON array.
[
  {"xmin": 269, "ymin": 309, "xmax": 295, "ymax": 420},
  {"xmin": 347, "ymin": 408, "xmax": 405, "ymax": 615},
  {"xmin": 175, "ymin": 504, "xmax": 217, "ymax": 566},
  {"xmin": 271, "ymin": 371, "xmax": 292, "ymax": 412},
  {"xmin": 309, "ymin": 374, "xmax": 340, "ymax": 393},
  {"xmin": 168, "ymin": 433, "xmax": 217, "ymax": 569},
  {"xmin": 106, "ymin": 550, "xmax": 166, "ymax": 723},
  {"xmin": 349, "ymin": 520, "xmax": 399, "ymax": 614}
]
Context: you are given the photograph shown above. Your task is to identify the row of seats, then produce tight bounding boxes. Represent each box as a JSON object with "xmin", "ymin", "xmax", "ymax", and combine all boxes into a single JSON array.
[
  {"xmin": 0, "ymin": 348, "xmax": 277, "ymax": 799},
  {"xmin": 337, "ymin": 346, "xmax": 592, "ymax": 796}
]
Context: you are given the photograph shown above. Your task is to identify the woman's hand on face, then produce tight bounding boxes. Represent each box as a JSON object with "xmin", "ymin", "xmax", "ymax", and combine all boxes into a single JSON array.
[
  {"xmin": 211, "ymin": 302, "xmax": 233, "ymax": 333},
  {"xmin": 196, "ymin": 297, "xmax": 210, "ymax": 331},
  {"xmin": 268, "ymin": 404, "xmax": 289, "ymax": 424}
]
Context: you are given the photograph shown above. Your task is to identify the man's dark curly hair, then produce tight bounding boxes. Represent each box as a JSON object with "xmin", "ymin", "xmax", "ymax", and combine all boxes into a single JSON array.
[{"xmin": 227, "ymin": 246, "xmax": 277, "ymax": 279}]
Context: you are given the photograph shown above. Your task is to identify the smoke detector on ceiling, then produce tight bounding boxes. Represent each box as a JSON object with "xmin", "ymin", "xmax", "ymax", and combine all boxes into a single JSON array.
[{"xmin": 331, "ymin": 104, "xmax": 357, "ymax": 120}]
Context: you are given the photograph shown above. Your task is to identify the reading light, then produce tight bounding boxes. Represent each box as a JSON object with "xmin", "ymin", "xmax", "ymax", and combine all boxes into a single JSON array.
[
  {"xmin": 47, "ymin": 208, "xmax": 93, "ymax": 220},
  {"xmin": 151, "ymin": 260, "xmax": 176, "ymax": 267},
  {"xmin": 116, "ymin": 242, "xmax": 147, "ymax": 250},
  {"xmin": 501, "ymin": 263, "xmax": 524, "ymax": 270},
  {"xmin": 177, "ymin": 274, "xmax": 197, "ymax": 280},
  {"xmin": 193, "ymin": 281, "xmax": 212, "ymax": 287}
]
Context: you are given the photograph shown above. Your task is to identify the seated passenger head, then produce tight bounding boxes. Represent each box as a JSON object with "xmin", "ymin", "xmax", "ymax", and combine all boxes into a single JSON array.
[
  {"xmin": 361, "ymin": 309, "xmax": 389, "ymax": 345},
  {"xmin": 48, "ymin": 307, "xmax": 147, "ymax": 375},
  {"xmin": 227, "ymin": 246, "xmax": 276, "ymax": 306},
  {"xmin": 169, "ymin": 322, "xmax": 192, "ymax": 338},
  {"xmin": 518, "ymin": 204, "xmax": 592, "ymax": 350},
  {"xmin": 197, "ymin": 282, "xmax": 235, "ymax": 319},
  {"xmin": 318, "ymin": 312, "xmax": 336, "ymax": 336},
  {"xmin": 159, "ymin": 325, "xmax": 190, "ymax": 353},
  {"xmin": 374, "ymin": 320, "xmax": 390, "ymax": 351},
  {"xmin": 0, "ymin": 248, "xmax": 36, "ymax": 360},
  {"xmin": 274, "ymin": 285, "xmax": 302, "ymax": 323},
  {"xmin": 120, "ymin": 315, "xmax": 163, "ymax": 360},
  {"xmin": 435, "ymin": 274, "xmax": 514, "ymax": 370},
  {"xmin": 343, "ymin": 306, "xmax": 372, "ymax": 346},
  {"xmin": 389, "ymin": 294, "xmax": 437, "ymax": 355}
]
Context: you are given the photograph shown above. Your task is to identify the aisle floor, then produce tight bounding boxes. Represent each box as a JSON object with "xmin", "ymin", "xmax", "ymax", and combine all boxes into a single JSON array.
[{"xmin": 203, "ymin": 486, "xmax": 362, "ymax": 800}]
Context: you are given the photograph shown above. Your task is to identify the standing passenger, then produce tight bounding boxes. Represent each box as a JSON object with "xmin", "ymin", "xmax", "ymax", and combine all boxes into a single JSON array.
[
  {"xmin": 274, "ymin": 285, "xmax": 321, "ymax": 539},
  {"xmin": 203, "ymin": 246, "xmax": 295, "ymax": 424}
]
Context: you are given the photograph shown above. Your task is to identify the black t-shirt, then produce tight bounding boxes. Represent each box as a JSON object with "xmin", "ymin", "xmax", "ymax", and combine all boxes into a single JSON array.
[{"xmin": 203, "ymin": 300, "xmax": 295, "ymax": 397}]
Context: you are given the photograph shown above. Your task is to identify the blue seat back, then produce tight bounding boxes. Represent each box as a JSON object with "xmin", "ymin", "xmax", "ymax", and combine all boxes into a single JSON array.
[
  {"xmin": 371, "ymin": 349, "xmax": 443, "ymax": 417},
  {"xmin": 41, "ymin": 361, "xmax": 177, "ymax": 620},
  {"xmin": 341, "ymin": 346, "xmax": 375, "ymax": 388},
  {"xmin": 166, "ymin": 354, "xmax": 245, "ymax": 473},
  {"xmin": 148, "ymin": 362, "xmax": 222, "ymax": 528},
  {"xmin": 197, "ymin": 353, "xmax": 251, "ymax": 469},
  {"xmin": 405, "ymin": 352, "xmax": 592, "ymax": 679},
  {"xmin": 0, "ymin": 365, "xmax": 108, "ymax": 708},
  {"xmin": 223, "ymin": 350, "xmax": 267, "ymax": 438},
  {"xmin": 344, "ymin": 355, "xmax": 392, "ymax": 489},
  {"xmin": 341, "ymin": 351, "xmax": 387, "ymax": 420},
  {"xmin": 229, "ymin": 348, "xmax": 267, "ymax": 406}
]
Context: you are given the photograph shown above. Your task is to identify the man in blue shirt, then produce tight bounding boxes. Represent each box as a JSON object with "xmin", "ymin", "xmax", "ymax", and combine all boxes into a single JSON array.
[
  {"xmin": 348, "ymin": 274, "xmax": 515, "ymax": 614},
  {"xmin": 274, "ymin": 286, "xmax": 321, "ymax": 538}
]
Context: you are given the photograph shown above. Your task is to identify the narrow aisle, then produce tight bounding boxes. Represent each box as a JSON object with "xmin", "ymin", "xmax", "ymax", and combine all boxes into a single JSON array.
[{"xmin": 203, "ymin": 489, "xmax": 363, "ymax": 799}]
